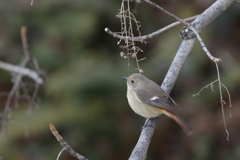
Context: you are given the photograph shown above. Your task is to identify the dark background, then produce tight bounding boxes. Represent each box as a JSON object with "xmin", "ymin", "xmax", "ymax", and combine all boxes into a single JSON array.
[{"xmin": 0, "ymin": 0, "xmax": 240, "ymax": 159}]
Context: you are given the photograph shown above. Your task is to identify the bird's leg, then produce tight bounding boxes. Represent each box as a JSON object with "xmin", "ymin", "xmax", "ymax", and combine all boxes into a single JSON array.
[{"xmin": 141, "ymin": 117, "xmax": 157, "ymax": 130}]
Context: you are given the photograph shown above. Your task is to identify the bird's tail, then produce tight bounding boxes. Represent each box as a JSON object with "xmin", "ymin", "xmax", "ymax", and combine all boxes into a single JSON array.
[{"xmin": 168, "ymin": 112, "xmax": 194, "ymax": 136}]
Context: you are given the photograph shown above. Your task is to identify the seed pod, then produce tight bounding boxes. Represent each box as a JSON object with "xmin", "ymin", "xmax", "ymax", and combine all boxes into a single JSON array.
[
  {"xmin": 139, "ymin": 69, "xmax": 144, "ymax": 74},
  {"xmin": 120, "ymin": 52, "xmax": 125, "ymax": 57},
  {"xmin": 131, "ymin": 53, "xmax": 136, "ymax": 58}
]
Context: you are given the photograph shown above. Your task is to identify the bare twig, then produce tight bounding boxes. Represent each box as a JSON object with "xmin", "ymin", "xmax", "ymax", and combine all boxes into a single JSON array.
[
  {"xmin": 215, "ymin": 63, "xmax": 229, "ymax": 140},
  {"xmin": 21, "ymin": 26, "xmax": 30, "ymax": 59},
  {"xmin": 20, "ymin": 26, "xmax": 42, "ymax": 136},
  {"xmin": 187, "ymin": 26, "xmax": 222, "ymax": 62},
  {"xmin": 105, "ymin": 15, "xmax": 198, "ymax": 41},
  {"xmin": 114, "ymin": 0, "xmax": 145, "ymax": 73},
  {"xmin": 0, "ymin": 61, "xmax": 43, "ymax": 84},
  {"xmin": 193, "ymin": 80, "xmax": 233, "ymax": 117},
  {"xmin": 20, "ymin": 80, "xmax": 38, "ymax": 137},
  {"xmin": 57, "ymin": 148, "xmax": 65, "ymax": 160},
  {"xmin": 141, "ymin": 0, "xmax": 222, "ymax": 63},
  {"xmin": 192, "ymin": 79, "xmax": 218, "ymax": 96},
  {"xmin": 0, "ymin": 57, "xmax": 29, "ymax": 133},
  {"xmin": 192, "ymin": 63, "xmax": 232, "ymax": 141},
  {"xmin": 140, "ymin": 0, "xmax": 189, "ymax": 25},
  {"xmin": 0, "ymin": 26, "xmax": 43, "ymax": 136},
  {"xmin": 49, "ymin": 123, "xmax": 88, "ymax": 160},
  {"xmin": 21, "ymin": 26, "xmax": 40, "ymax": 72},
  {"xmin": 221, "ymin": 83, "xmax": 232, "ymax": 118}
]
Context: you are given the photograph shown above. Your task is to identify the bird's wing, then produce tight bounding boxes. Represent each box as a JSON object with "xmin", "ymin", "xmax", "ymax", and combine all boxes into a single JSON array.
[
  {"xmin": 135, "ymin": 89, "xmax": 176, "ymax": 113},
  {"xmin": 168, "ymin": 95, "xmax": 181, "ymax": 109}
]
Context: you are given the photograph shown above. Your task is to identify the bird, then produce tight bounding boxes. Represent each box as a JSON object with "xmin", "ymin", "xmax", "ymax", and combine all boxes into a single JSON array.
[{"xmin": 123, "ymin": 73, "xmax": 193, "ymax": 136}]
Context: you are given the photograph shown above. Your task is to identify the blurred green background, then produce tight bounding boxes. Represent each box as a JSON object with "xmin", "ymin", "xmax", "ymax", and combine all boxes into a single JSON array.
[{"xmin": 0, "ymin": 0, "xmax": 240, "ymax": 159}]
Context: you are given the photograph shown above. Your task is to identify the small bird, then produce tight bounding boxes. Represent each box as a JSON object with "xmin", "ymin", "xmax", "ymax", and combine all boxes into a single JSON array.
[{"xmin": 123, "ymin": 73, "xmax": 193, "ymax": 136}]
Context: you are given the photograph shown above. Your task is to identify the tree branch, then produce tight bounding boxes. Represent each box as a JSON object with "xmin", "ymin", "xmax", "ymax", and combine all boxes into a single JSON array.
[
  {"xmin": 0, "ymin": 61, "xmax": 43, "ymax": 84},
  {"xmin": 49, "ymin": 123, "xmax": 88, "ymax": 160},
  {"xmin": 105, "ymin": 15, "xmax": 198, "ymax": 41},
  {"xmin": 129, "ymin": 0, "xmax": 235, "ymax": 159}
]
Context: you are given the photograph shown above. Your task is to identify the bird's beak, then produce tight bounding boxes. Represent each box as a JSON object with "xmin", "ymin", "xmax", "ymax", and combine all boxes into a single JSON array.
[{"xmin": 122, "ymin": 77, "xmax": 128, "ymax": 80}]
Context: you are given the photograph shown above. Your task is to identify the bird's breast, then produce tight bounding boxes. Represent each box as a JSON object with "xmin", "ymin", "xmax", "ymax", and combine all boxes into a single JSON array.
[{"xmin": 127, "ymin": 89, "xmax": 167, "ymax": 118}]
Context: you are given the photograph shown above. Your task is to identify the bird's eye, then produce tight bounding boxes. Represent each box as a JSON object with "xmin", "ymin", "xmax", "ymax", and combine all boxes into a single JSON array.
[{"xmin": 131, "ymin": 80, "xmax": 135, "ymax": 83}]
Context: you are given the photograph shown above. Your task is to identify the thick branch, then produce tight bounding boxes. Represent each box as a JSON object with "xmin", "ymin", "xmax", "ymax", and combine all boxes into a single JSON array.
[
  {"xmin": 129, "ymin": 0, "xmax": 235, "ymax": 160},
  {"xmin": 161, "ymin": 39, "xmax": 196, "ymax": 92},
  {"xmin": 162, "ymin": 0, "xmax": 234, "ymax": 92},
  {"xmin": 129, "ymin": 118, "xmax": 157, "ymax": 160},
  {"xmin": 0, "ymin": 61, "xmax": 43, "ymax": 84},
  {"xmin": 181, "ymin": 0, "xmax": 235, "ymax": 39}
]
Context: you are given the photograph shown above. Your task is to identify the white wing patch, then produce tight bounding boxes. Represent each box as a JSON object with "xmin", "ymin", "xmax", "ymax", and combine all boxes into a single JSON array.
[{"xmin": 150, "ymin": 96, "xmax": 159, "ymax": 101}]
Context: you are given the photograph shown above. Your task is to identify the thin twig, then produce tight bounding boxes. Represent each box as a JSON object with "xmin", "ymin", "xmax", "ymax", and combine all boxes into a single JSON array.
[
  {"xmin": 193, "ymin": 66, "xmax": 231, "ymax": 140},
  {"xmin": 220, "ymin": 83, "xmax": 232, "ymax": 118},
  {"xmin": 21, "ymin": 26, "xmax": 39, "ymax": 71},
  {"xmin": 115, "ymin": 0, "xmax": 146, "ymax": 73},
  {"xmin": 57, "ymin": 148, "xmax": 65, "ymax": 160},
  {"xmin": 20, "ymin": 26, "xmax": 43, "ymax": 129},
  {"xmin": 105, "ymin": 15, "xmax": 198, "ymax": 41},
  {"xmin": 141, "ymin": 0, "xmax": 222, "ymax": 63},
  {"xmin": 192, "ymin": 79, "xmax": 218, "ymax": 97},
  {"xmin": 188, "ymin": 26, "xmax": 222, "ymax": 62},
  {"xmin": 215, "ymin": 63, "xmax": 229, "ymax": 140},
  {"xmin": 49, "ymin": 123, "xmax": 88, "ymax": 160},
  {"xmin": 140, "ymin": 0, "xmax": 189, "ymax": 25},
  {"xmin": 21, "ymin": 26, "xmax": 30, "ymax": 59},
  {"xmin": 193, "ymin": 79, "xmax": 233, "ymax": 118},
  {"xmin": 128, "ymin": 0, "xmax": 142, "ymax": 72},
  {"xmin": 0, "ymin": 57, "xmax": 29, "ymax": 133},
  {"xmin": 19, "ymin": 81, "xmax": 36, "ymax": 137},
  {"xmin": 0, "ymin": 26, "xmax": 43, "ymax": 137}
]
